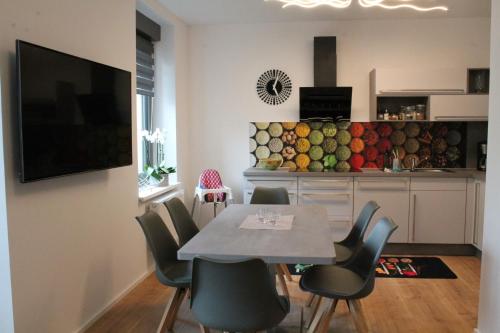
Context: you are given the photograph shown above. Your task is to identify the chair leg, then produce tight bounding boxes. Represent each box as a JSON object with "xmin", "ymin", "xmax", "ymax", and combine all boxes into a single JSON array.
[
  {"xmin": 157, "ymin": 288, "xmax": 186, "ymax": 333},
  {"xmin": 306, "ymin": 296, "xmax": 323, "ymax": 329},
  {"xmin": 306, "ymin": 294, "xmax": 316, "ymax": 307},
  {"xmin": 317, "ymin": 299, "xmax": 338, "ymax": 333},
  {"xmin": 348, "ymin": 299, "xmax": 369, "ymax": 333},
  {"xmin": 280, "ymin": 264, "xmax": 293, "ymax": 282},
  {"xmin": 199, "ymin": 324, "xmax": 210, "ymax": 333},
  {"xmin": 345, "ymin": 299, "xmax": 351, "ymax": 312},
  {"xmin": 275, "ymin": 265, "xmax": 290, "ymax": 297},
  {"xmin": 213, "ymin": 202, "xmax": 217, "ymax": 218}
]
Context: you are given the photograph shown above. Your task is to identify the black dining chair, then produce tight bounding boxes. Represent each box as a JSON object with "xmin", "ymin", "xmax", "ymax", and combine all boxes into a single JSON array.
[
  {"xmin": 305, "ymin": 201, "xmax": 380, "ymax": 326},
  {"xmin": 250, "ymin": 186, "xmax": 291, "ymax": 205},
  {"xmin": 164, "ymin": 197, "xmax": 200, "ymax": 247},
  {"xmin": 135, "ymin": 211, "xmax": 191, "ymax": 333},
  {"xmin": 249, "ymin": 186, "xmax": 293, "ymax": 295},
  {"xmin": 335, "ymin": 200, "xmax": 380, "ymax": 265},
  {"xmin": 191, "ymin": 257, "xmax": 290, "ymax": 333},
  {"xmin": 300, "ymin": 217, "xmax": 398, "ymax": 333}
]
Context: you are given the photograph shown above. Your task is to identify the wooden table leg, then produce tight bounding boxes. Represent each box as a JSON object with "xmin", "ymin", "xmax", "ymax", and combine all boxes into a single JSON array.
[
  {"xmin": 275, "ymin": 264, "xmax": 290, "ymax": 297},
  {"xmin": 281, "ymin": 264, "xmax": 293, "ymax": 282}
]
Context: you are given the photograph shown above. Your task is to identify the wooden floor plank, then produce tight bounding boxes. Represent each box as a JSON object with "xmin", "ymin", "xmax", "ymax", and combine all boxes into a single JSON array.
[{"xmin": 85, "ymin": 256, "xmax": 480, "ymax": 333}]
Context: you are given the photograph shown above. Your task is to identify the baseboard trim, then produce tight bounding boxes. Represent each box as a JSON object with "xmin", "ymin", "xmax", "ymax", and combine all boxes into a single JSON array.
[
  {"xmin": 73, "ymin": 265, "xmax": 155, "ymax": 333},
  {"xmin": 383, "ymin": 243, "xmax": 477, "ymax": 256}
]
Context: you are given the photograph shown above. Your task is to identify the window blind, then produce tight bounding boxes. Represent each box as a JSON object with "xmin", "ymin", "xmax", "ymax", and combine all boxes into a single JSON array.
[{"xmin": 136, "ymin": 11, "xmax": 161, "ymax": 97}]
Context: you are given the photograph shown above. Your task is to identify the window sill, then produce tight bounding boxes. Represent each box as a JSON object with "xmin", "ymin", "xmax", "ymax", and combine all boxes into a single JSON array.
[{"xmin": 139, "ymin": 182, "xmax": 181, "ymax": 202}]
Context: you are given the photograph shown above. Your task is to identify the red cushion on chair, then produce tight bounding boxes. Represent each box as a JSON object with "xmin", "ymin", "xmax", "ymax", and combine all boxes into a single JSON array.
[{"xmin": 199, "ymin": 169, "xmax": 226, "ymax": 202}]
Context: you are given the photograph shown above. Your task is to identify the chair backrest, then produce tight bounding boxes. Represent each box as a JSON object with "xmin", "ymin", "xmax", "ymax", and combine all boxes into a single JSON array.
[
  {"xmin": 341, "ymin": 201, "xmax": 380, "ymax": 247},
  {"xmin": 164, "ymin": 197, "xmax": 199, "ymax": 247},
  {"xmin": 135, "ymin": 211, "xmax": 180, "ymax": 282},
  {"xmin": 191, "ymin": 257, "xmax": 288, "ymax": 332},
  {"xmin": 347, "ymin": 217, "xmax": 398, "ymax": 297},
  {"xmin": 199, "ymin": 169, "xmax": 225, "ymax": 202},
  {"xmin": 250, "ymin": 187, "xmax": 290, "ymax": 205}
]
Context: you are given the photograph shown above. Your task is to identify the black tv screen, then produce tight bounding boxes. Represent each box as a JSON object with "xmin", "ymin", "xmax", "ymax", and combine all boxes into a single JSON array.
[{"xmin": 16, "ymin": 40, "xmax": 132, "ymax": 182}]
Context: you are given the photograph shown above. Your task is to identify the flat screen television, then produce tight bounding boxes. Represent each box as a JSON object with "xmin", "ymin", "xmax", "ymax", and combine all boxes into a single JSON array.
[{"xmin": 16, "ymin": 40, "xmax": 132, "ymax": 183}]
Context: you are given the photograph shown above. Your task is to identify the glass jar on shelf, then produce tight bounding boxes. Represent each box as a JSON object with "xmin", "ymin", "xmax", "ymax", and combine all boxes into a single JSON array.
[{"xmin": 416, "ymin": 104, "xmax": 426, "ymax": 120}]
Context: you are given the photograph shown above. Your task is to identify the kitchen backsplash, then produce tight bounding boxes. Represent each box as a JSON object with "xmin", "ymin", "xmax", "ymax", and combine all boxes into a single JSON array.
[{"xmin": 249, "ymin": 121, "xmax": 467, "ymax": 172}]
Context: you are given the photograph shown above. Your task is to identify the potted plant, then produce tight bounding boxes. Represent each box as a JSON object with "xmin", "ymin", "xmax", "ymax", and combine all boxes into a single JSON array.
[
  {"xmin": 145, "ymin": 163, "xmax": 176, "ymax": 186},
  {"xmin": 323, "ymin": 155, "xmax": 337, "ymax": 172}
]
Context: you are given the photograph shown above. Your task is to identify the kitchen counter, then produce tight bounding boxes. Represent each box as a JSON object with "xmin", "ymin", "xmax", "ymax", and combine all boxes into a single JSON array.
[{"xmin": 244, "ymin": 167, "xmax": 485, "ymax": 179}]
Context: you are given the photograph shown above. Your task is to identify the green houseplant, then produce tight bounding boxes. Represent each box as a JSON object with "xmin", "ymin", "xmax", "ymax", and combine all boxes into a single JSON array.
[
  {"xmin": 140, "ymin": 128, "xmax": 176, "ymax": 187},
  {"xmin": 145, "ymin": 163, "xmax": 176, "ymax": 186}
]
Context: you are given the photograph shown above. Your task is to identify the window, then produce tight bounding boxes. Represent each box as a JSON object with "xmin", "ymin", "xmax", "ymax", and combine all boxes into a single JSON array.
[{"xmin": 136, "ymin": 11, "xmax": 161, "ymax": 174}]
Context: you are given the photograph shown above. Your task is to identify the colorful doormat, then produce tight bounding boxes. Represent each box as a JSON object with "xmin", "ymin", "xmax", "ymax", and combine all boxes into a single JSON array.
[
  {"xmin": 375, "ymin": 257, "xmax": 457, "ymax": 279},
  {"xmin": 287, "ymin": 257, "xmax": 457, "ymax": 279}
]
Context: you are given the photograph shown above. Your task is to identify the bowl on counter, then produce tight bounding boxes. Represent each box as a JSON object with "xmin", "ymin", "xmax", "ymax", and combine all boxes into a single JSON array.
[{"xmin": 256, "ymin": 158, "xmax": 282, "ymax": 170}]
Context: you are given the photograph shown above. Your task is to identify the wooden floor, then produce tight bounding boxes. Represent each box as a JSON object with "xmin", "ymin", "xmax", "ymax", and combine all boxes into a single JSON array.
[{"xmin": 85, "ymin": 256, "xmax": 481, "ymax": 333}]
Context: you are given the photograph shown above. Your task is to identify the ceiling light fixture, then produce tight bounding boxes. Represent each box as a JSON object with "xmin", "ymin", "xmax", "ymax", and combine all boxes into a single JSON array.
[
  {"xmin": 359, "ymin": 0, "xmax": 448, "ymax": 11},
  {"xmin": 268, "ymin": 0, "xmax": 448, "ymax": 12}
]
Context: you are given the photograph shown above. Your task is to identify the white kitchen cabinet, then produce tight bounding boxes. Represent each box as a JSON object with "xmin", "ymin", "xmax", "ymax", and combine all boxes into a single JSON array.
[
  {"xmin": 466, "ymin": 177, "xmax": 486, "ymax": 249},
  {"xmin": 370, "ymin": 68, "xmax": 467, "ymax": 95},
  {"xmin": 298, "ymin": 177, "xmax": 354, "ymax": 241},
  {"xmin": 409, "ymin": 178, "xmax": 467, "ymax": 244},
  {"xmin": 354, "ymin": 177, "xmax": 410, "ymax": 243},
  {"xmin": 243, "ymin": 176, "xmax": 298, "ymax": 204},
  {"xmin": 430, "ymin": 94, "xmax": 489, "ymax": 121}
]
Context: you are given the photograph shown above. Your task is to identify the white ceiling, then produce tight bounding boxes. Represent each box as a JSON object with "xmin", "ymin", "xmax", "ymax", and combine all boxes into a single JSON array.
[{"xmin": 159, "ymin": 0, "xmax": 491, "ymax": 25}]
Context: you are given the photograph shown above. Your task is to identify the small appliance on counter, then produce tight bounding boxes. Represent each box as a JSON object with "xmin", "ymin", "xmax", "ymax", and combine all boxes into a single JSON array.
[{"xmin": 477, "ymin": 141, "xmax": 487, "ymax": 171}]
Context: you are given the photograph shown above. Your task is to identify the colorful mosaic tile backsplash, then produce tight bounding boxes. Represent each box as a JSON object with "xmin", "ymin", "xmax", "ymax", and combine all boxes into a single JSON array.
[{"xmin": 249, "ymin": 122, "xmax": 466, "ymax": 172}]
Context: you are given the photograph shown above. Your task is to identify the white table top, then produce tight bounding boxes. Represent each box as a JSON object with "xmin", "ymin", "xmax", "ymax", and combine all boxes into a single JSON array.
[{"xmin": 178, "ymin": 204, "xmax": 336, "ymax": 265}]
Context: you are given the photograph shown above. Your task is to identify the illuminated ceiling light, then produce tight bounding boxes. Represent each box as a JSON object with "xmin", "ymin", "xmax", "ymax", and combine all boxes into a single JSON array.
[
  {"xmin": 268, "ymin": 0, "xmax": 448, "ymax": 12},
  {"xmin": 266, "ymin": 0, "xmax": 353, "ymax": 9},
  {"xmin": 359, "ymin": 0, "xmax": 448, "ymax": 11}
]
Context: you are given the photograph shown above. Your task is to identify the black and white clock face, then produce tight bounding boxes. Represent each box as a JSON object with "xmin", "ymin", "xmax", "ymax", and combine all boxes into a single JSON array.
[{"xmin": 256, "ymin": 69, "xmax": 292, "ymax": 105}]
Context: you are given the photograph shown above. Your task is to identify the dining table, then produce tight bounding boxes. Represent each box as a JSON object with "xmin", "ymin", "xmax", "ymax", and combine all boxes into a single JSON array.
[{"xmin": 177, "ymin": 204, "xmax": 336, "ymax": 265}]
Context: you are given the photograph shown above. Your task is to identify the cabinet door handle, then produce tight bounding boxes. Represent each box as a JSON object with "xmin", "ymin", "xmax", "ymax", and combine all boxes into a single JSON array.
[
  {"xmin": 473, "ymin": 182, "xmax": 480, "ymax": 245},
  {"xmin": 357, "ymin": 180, "xmax": 408, "ymax": 191},
  {"xmin": 301, "ymin": 180, "xmax": 351, "ymax": 188},
  {"xmin": 412, "ymin": 194, "xmax": 417, "ymax": 242},
  {"xmin": 434, "ymin": 116, "xmax": 488, "ymax": 121},
  {"xmin": 302, "ymin": 193, "xmax": 351, "ymax": 201}
]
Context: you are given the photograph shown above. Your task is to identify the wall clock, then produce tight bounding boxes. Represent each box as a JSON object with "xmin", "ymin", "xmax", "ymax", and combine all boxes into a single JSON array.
[{"xmin": 256, "ymin": 69, "xmax": 292, "ymax": 105}]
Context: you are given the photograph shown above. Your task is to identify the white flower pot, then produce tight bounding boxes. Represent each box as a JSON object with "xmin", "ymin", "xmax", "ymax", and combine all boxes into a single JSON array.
[{"xmin": 158, "ymin": 175, "xmax": 170, "ymax": 187}]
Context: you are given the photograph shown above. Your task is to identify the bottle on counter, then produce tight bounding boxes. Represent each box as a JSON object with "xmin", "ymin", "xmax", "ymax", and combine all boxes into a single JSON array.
[{"xmin": 383, "ymin": 109, "xmax": 390, "ymax": 120}]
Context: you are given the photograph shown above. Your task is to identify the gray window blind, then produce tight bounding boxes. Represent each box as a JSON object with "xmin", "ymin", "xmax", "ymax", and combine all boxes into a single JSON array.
[{"xmin": 136, "ymin": 11, "xmax": 161, "ymax": 97}]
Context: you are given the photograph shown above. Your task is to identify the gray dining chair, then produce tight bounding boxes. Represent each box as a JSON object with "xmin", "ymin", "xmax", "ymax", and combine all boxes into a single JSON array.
[
  {"xmin": 250, "ymin": 186, "xmax": 291, "ymax": 205},
  {"xmin": 300, "ymin": 217, "xmax": 398, "ymax": 333},
  {"xmin": 164, "ymin": 197, "xmax": 200, "ymax": 247},
  {"xmin": 336, "ymin": 200, "xmax": 380, "ymax": 265},
  {"xmin": 135, "ymin": 211, "xmax": 191, "ymax": 333},
  {"xmin": 305, "ymin": 201, "xmax": 380, "ymax": 317},
  {"xmin": 249, "ymin": 186, "xmax": 293, "ymax": 295},
  {"xmin": 191, "ymin": 257, "xmax": 290, "ymax": 333}
]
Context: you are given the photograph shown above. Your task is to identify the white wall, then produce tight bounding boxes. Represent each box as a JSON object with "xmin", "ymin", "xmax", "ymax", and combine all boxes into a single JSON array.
[
  {"xmin": 0, "ymin": 1, "xmax": 154, "ymax": 332},
  {"xmin": 188, "ymin": 18, "xmax": 491, "ymax": 207},
  {"xmin": 479, "ymin": 0, "xmax": 500, "ymax": 332},
  {"xmin": 0, "ymin": 76, "xmax": 15, "ymax": 333}
]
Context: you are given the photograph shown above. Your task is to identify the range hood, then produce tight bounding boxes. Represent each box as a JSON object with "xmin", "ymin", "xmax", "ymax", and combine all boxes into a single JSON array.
[{"xmin": 300, "ymin": 36, "xmax": 352, "ymax": 122}]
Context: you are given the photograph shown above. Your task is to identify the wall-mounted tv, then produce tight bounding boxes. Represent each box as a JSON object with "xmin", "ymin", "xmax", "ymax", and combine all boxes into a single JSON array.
[{"xmin": 16, "ymin": 40, "xmax": 132, "ymax": 183}]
